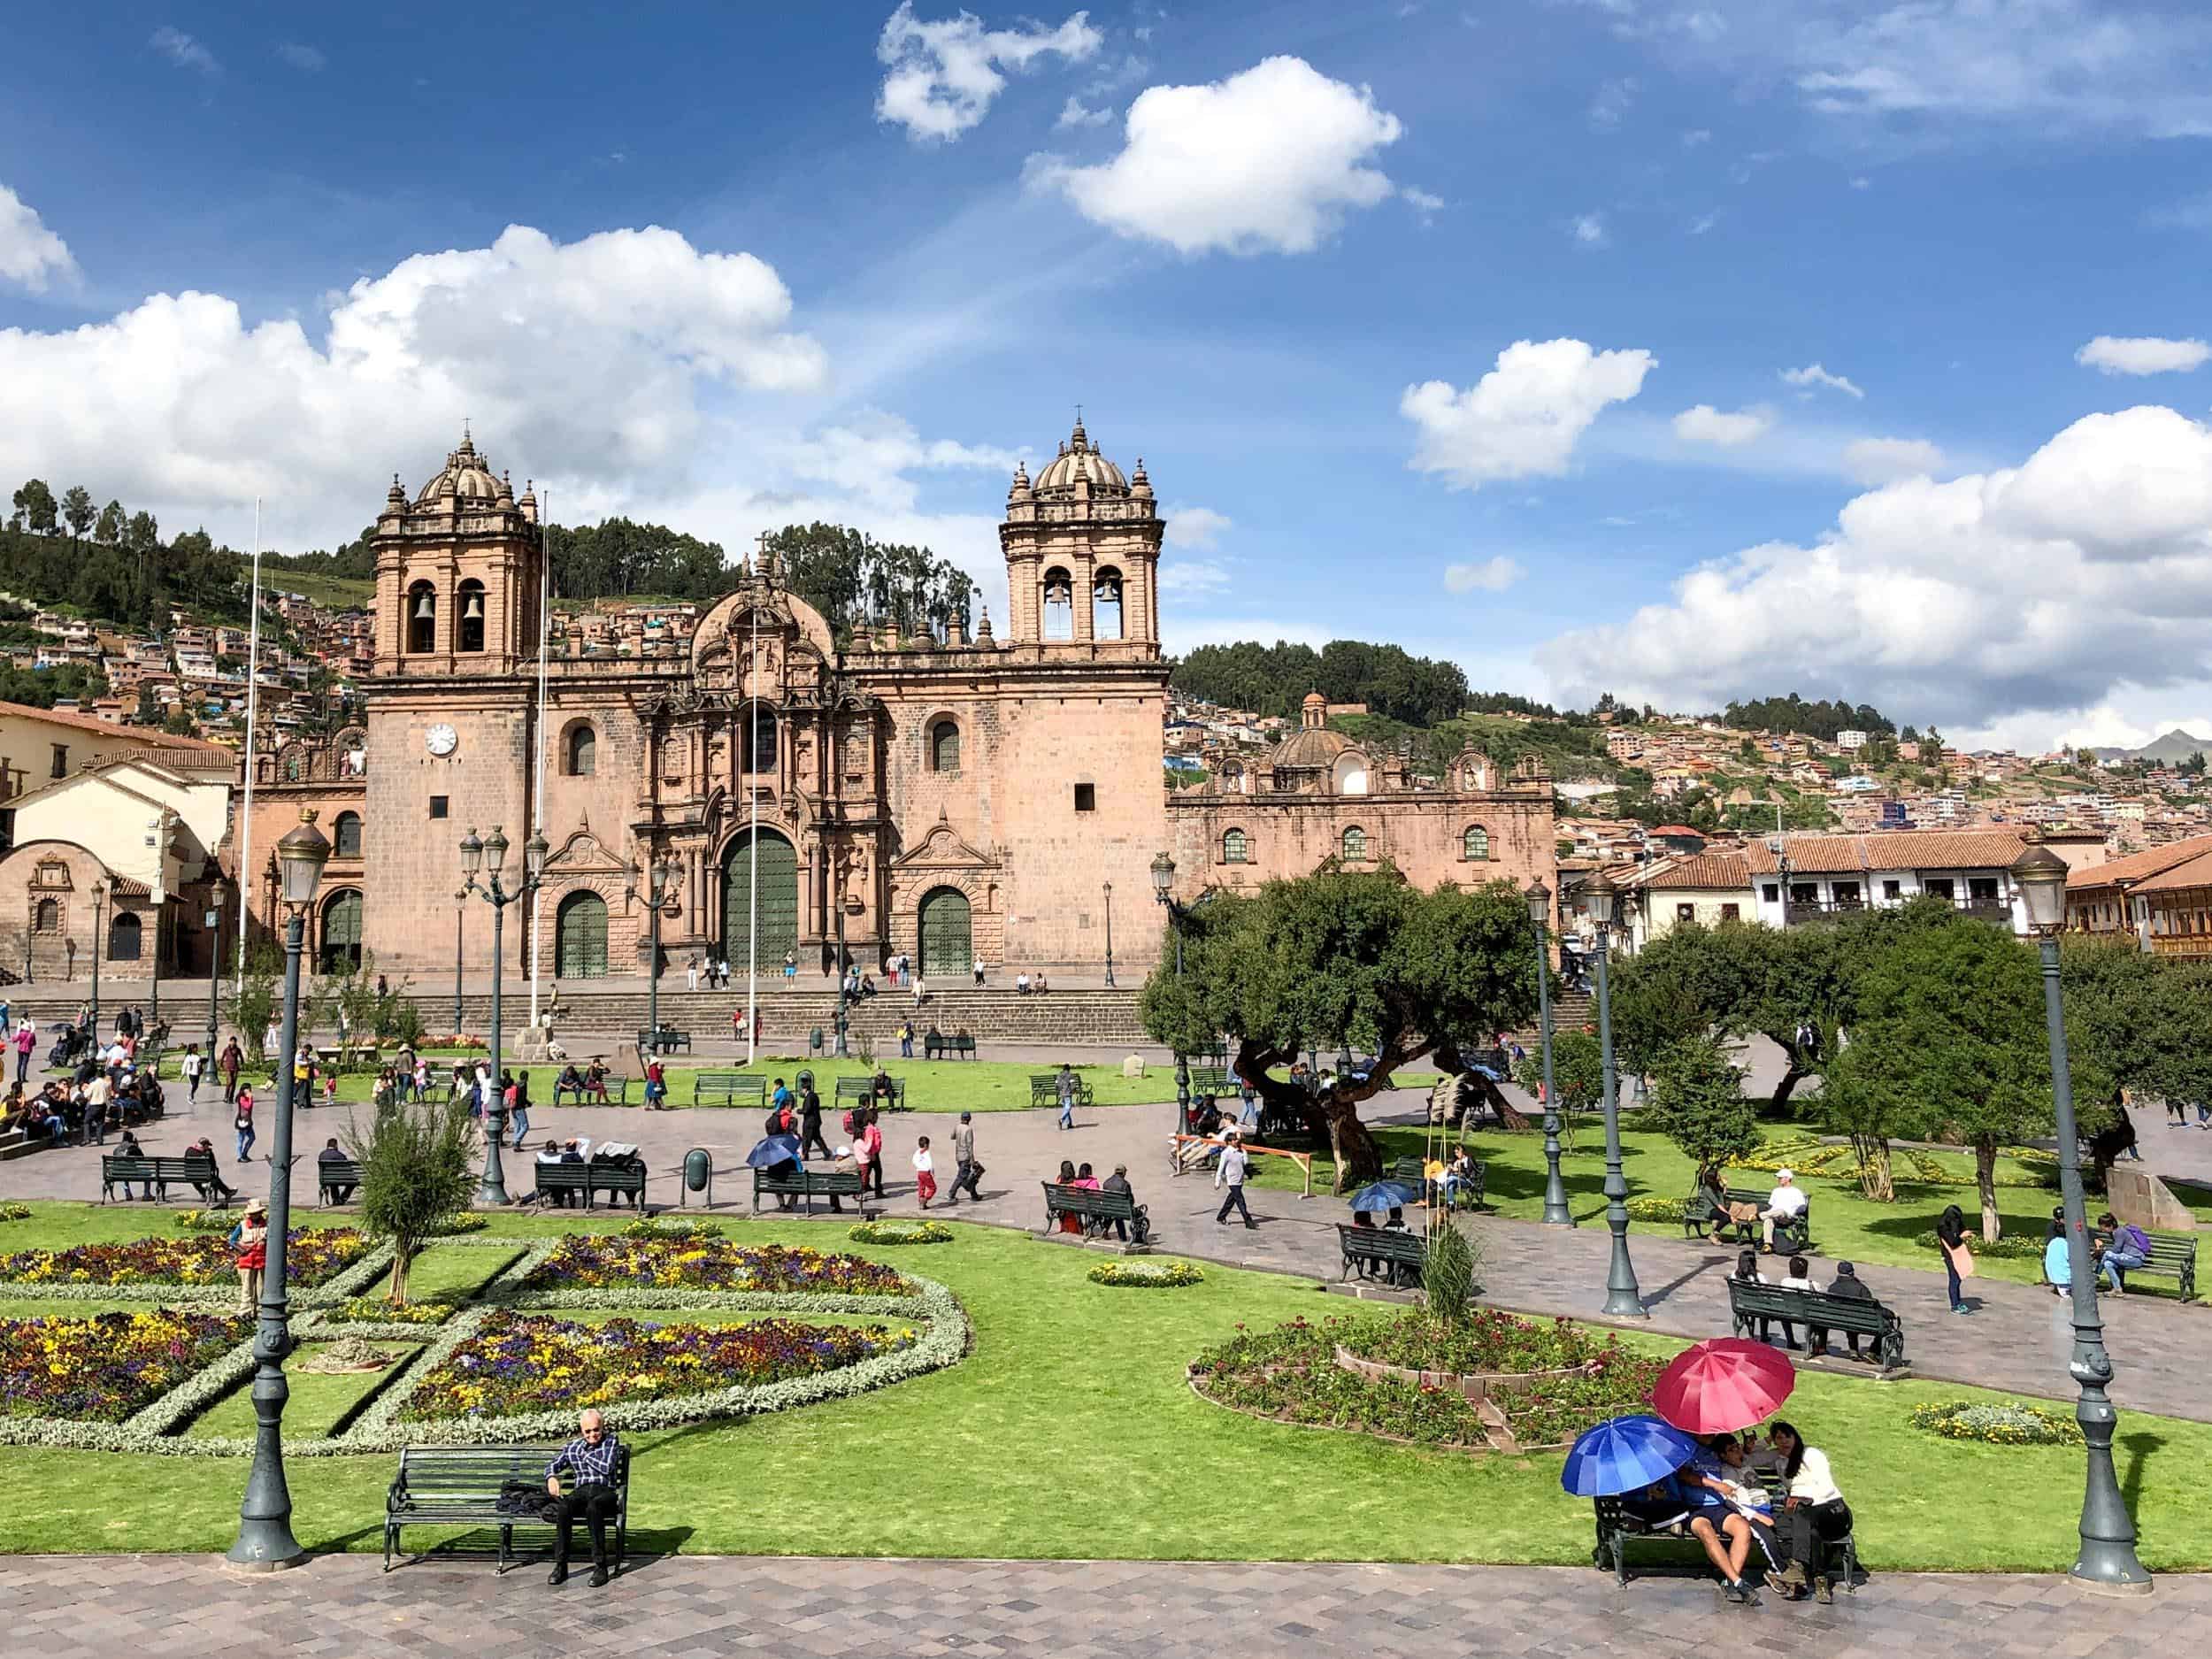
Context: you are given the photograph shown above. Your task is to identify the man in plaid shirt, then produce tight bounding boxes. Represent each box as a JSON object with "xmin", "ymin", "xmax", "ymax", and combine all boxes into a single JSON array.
[{"xmin": 545, "ymin": 1409, "xmax": 622, "ymax": 1586}]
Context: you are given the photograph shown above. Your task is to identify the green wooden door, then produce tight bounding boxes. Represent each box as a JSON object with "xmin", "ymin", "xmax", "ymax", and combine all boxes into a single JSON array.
[
  {"xmin": 319, "ymin": 890, "xmax": 363, "ymax": 973},
  {"xmin": 555, "ymin": 890, "xmax": 609, "ymax": 979},
  {"xmin": 918, "ymin": 887, "xmax": 972, "ymax": 976},
  {"xmin": 721, "ymin": 830, "xmax": 799, "ymax": 972}
]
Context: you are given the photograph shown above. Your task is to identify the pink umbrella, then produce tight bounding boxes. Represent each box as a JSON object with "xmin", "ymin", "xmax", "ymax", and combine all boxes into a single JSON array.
[{"xmin": 1651, "ymin": 1337, "xmax": 1796, "ymax": 1434}]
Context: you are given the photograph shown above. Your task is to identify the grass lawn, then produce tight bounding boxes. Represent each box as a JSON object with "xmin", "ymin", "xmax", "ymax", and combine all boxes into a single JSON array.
[
  {"xmin": 0, "ymin": 1202, "xmax": 2204, "ymax": 1567},
  {"xmin": 146, "ymin": 1057, "xmax": 1181, "ymax": 1113},
  {"xmin": 186, "ymin": 1342, "xmax": 423, "ymax": 1440},
  {"xmin": 1246, "ymin": 1118, "xmax": 2175, "ymax": 1296}
]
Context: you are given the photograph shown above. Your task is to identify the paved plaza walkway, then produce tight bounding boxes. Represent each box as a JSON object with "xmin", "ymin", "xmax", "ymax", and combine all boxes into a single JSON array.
[
  {"xmin": 3, "ymin": 1554, "xmax": 2194, "ymax": 1658},
  {"xmin": 7, "ymin": 1081, "xmax": 2211, "ymax": 1423}
]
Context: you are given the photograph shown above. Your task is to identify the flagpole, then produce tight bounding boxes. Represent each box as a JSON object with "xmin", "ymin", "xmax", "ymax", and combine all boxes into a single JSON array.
[
  {"xmin": 234, "ymin": 499, "xmax": 263, "ymax": 991},
  {"xmin": 528, "ymin": 490, "xmax": 549, "ymax": 1025},
  {"xmin": 746, "ymin": 539, "xmax": 760, "ymax": 1066}
]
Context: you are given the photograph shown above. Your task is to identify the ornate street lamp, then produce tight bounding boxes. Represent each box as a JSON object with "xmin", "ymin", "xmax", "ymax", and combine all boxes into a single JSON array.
[
  {"xmin": 2012, "ymin": 836, "xmax": 2152, "ymax": 1594},
  {"xmin": 89, "ymin": 878, "xmax": 108, "ymax": 1027},
  {"xmin": 1150, "ymin": 851, "xmax": 1193, "ymax": 1128},
  {"xmin": 227, "ymin": 807, "xmax": 329, "ymax": 1571},
  {"xmin": 460, "ymin": 825, "xmax": 547, "ymax": 1206},
  {"xmin": 626, "ymin": 851, "xmax": 680, "ymax": 1050},
  {"xmin": 1526, "ymin": 879, "xmax": 1571, "ymax": 1226},
  {"xmin": 1584, "ymin": 871, "xmax": 1645, "ymax": 1317},
  {"xmin": 202, "ymin": 878, "xmax": 227, "ymax": 1063},
  {"xmin": 451, "ymin": 889, "xmax": 466, "ymax": 1035},
  {"xmin": 1102, "ymin": 881, "xmax": 1116, "ymax": 989}
]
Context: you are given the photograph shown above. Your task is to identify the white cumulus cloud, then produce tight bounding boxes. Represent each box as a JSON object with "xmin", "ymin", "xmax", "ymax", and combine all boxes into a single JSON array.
[
  {"xmin": 1570, "ymin": 212, "xmax": 1608, "ymax": 246},
  {"xmin": 1671, "ymin": 403, "xmax": 1775, "ymax": 447},
  {"xmin": 1842, "ymin": 435, "xmax": 1946, "ymax": 483},
  {"xmin": 1026, "ymin": 56, "xmax": 1402, "ymax": 256},
  {"xmin": 2076, "ymin": 334, "xmax": 2212, "ymax": 376},
  {"xmin": 1163, "ymin": 504, "xmax": 1231, "ymax": 549},
  {"xmin": 876, "ymin": 4, "xmax": 1102, "ymax": 142},
  {"xmin": 0, "ymin": 184, "xmax": 78, "ymax": 294},
  {"xmin": 1402, "ymin": 338, "xmax": 1656, "ymax": 490},
  {"xmin": 1780, "ymin": 362, "xmax": 1864, "ymax": 398},
  {"xmin": 275, "ymin": 42, "xmax": 326, "ymax": 72},
  {"xmin": 1056, "ymin": 95, "xmax": 1113, "ymax": 128},
  {"xmin": 150, "ymin": 26, "xmax": 219, "ymax": 74},
  {"xmin": 1539, "ymin": 403, "xmax": 2212, "ymax": 729},
  {"xmin": 1444, "ymin": 556, "xmax": 1526, "ymax": 594},
  {"xmin": 775, "ymin": 411, "xmax": 1022, "ymax": 511}
]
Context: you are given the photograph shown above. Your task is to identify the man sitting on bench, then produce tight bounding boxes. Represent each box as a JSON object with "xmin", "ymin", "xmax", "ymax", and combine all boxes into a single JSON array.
[
  {"xmin": 544, "ymin": 1409, "xmax": 621, "ymax": 1589},
  {"xmin": 1760, "ymin": 1170, "xmax": 1808, "ymax": 1252},
  {"xmin": 317, "ymin": 1137, "xmax": 357, "ymax": 1203}
]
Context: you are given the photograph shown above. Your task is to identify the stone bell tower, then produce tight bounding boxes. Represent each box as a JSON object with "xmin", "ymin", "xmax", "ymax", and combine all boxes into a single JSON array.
[
  {"xmin": 999, "ymin": 414, "xmax": 1164, "ymax": 656},
  {"xmin": 372, "ymin": 428, "xmax": 543, "ymax": 679}
]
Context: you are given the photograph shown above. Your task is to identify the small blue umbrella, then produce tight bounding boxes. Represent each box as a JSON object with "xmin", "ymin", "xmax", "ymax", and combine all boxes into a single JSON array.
[
  {"xmin": 744, "ymin": 1133, "xmax": 803, "ymax": 1169},
  {"xmin": 1348, "ymin": 1180, "xmax": 1420, "ymax": 1213},
  {"xmin": 1561, "ymin": 1413, "xmax": 1701, "ymax": 1498}
]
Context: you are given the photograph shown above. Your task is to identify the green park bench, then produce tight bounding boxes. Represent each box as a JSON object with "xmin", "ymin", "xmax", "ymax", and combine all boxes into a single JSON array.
[
  {"xmin": 1186, "ymin": 1065, "xmax": 1233, "ymax": 1095},
  {"xmin": 1386, "ymin": 1155, "xmax": 1486, "ymax": 1210},
  {"xmin": 1591, "ymin": 1494, "xmax": 1860, "ymax": 1591},
  {"xmin": 551, "ymin": 1071, "xmax": 635, "ymax": 1106},
  {"xmin": 1028, "ymin": 1072, "xmax": 1096, "ymax": 1110},
  {"xmin": 1685, "ymin": 1185, "xmax": 1812, "ymax": 1253},
  {"xmin": 751, "ymin": 1164, "xmax": 872, "ymax": 1217},
  {"xmin": 1040, "ymin": 1181, "xmax": 1150, "ymax": 1244},
  {"xmin": 693, "ymin": 1073, "xmax": 765, "ymax": 1109},
  {"xmin": 100, "ymin": 1152, "xmax": 231, "ymax": 1203},
  {"xmin": 833, "ymin": 1075, "xmax": 907, "ymax": 1115},
  {"xmin": 637, "ymin": 1025, "xmax": 691, "ymax": 1055},
  {"xmin": 923, "ymin": 1030, "xmax": 977, "ymax": 1059},
  {"xmin": 1337, "ymin": 1223, "xmax": 1425, "ymax": 1288},
  {"xmin": 383, "ymin": 1442, "xmax": 631, "ymax": 1574},
  {"xmin": 530, "ymin": 1150, "xmax": 649, "ymax": 1210},
  {"xmin": 317, "ymin": 1157, "xmax": 365, "ymax": 1205},
  {"xmin": 2131, "ymin": 1234, "xmax": 2198, "ymax": 1301},
  {"xmin": 1726, "ymin": 1277, "xmax": 1905, "ymax": 1371}
]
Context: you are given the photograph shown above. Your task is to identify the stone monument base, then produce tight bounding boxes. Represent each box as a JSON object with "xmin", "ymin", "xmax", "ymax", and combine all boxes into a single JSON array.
[{"xmin": 2107, "ymin": 1167, "xmax": 2196, "ymax": 1233}]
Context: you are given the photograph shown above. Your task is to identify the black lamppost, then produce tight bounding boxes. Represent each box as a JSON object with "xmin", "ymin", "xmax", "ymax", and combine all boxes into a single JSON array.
[
  {"xmin": 226, "ymin": 808, "xmax": 330, "ymax": 1571},
  {"xmin": 89, "ymin": 879, "xmax": 107, "ymax": 1028},
  {"xmin": 451, "ymin": 889, "xmax": 465, "ymax": 1035},
  {"xmin": 2012, "ymin": 837, "xmax": 2153, "ymax": 1594},
  {"xmin": 831, "ymin": 849, "xmax": 853, "ymax": 1059},
  {"xmin": 460, "ymin": 826, "xmax": 547, "ymax": 1207},
  {"xmin": 626, "ymin": 850, "xmax": 679, "ymax": 1049},
  {"xmin": 203, "ymin": 879, "xmax": 226, "ymax": 1064},
  {"xmin": 1585, "ymin": 872, "xmax": 1646, "ymax": 1317},
  {"xmin": 150, "ymin": 896, "xmax": 164, "ymax": 1024},
  {"xmin": 1527, "ymin": 879, "xmax": 1571, "ymax": 1227},
  {"xmin": 1102, "ymin": 881, "xmax": 1116, "ymax": 988},
  {"xmin": 1149, "ymin": 852, "xmax": 1193, "ymax": 1126},
  {"xmin": 1767, "ymin": 834, "xmax": 1795, "ymax": 928}
]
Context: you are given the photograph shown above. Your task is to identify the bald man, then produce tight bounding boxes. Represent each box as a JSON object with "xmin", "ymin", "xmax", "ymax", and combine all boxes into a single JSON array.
[{"xmin": 545, "ymin": 1408, "xmax": 623, "ymax": 1587}]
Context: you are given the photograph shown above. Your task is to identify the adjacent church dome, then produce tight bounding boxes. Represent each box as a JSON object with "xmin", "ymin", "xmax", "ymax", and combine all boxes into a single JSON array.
[
  {"xmin": 415, "ymin": 431, "xmax": 503, "ymax": 508},
  {"xmin": 1032, "ymin": 417, "xmax": 1129, "ymax": 497},
  {"xmin": 1267, "ymin": 691, "xmax": 1352, "ymax": 772}
]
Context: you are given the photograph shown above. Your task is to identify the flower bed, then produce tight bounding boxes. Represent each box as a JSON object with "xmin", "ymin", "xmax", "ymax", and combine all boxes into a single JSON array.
[
  {"xmin": 1, "ymin": 1309, "xmax": 245, "ymax": 1422},
  {"xmin": 0, "ymin": 1229, "xmax": 369, "ymax": 1288},
  {"xmin": 620, "ymin": 1217, "xmax": 718, "ymax": 1242},
  {"xmin": 400, "ymin": 1310, "xmax": 920, "ymax": 1421},
  {"xmin": 1909, "ymin": 1400, "xmax": 2081, "ymax": 1446},
  {"xmin": 1624, "ymin": 1196, "xmax": 1685, "ymax": 1223},
  {"xmin": 1088, "ymin": 1259, "xmax": 1203, "ymax": 1286},
  {"xmin": 849, "ymin": 1219, "xmax": 955, "ymax": 1246},
  {"xmin": 0, "ymin": 1203, "xmax": 28, "ymax": 1222},
  {"xmin": 171, "ymin": 1210, "xmax": 234, "ymax": 1233},
  {"xmin": 521, "ymin": 1235, "xmax": 911, "ymax": 1296},
  {"xmin": 1190, "ymin": 1313, "xmax": 1661, "ymax": 1452},
  {"xmin": 427, "ymin": 1213, "xmax": 489, "ymax": 1235}
]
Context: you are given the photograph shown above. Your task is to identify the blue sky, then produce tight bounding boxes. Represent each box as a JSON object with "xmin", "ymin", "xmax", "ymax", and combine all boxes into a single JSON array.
[{"xmin": 5, "ymin": 2, "xmax": 2212, "ymax": 750}]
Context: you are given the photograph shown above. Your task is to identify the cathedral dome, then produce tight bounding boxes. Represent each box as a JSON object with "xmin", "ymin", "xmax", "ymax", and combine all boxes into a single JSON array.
[
  {"xmin": 1267, "ymin": 725, "xmax": 1353, "ymax": 772},
  {"xmin": 415, "ymin": 431, "xmax": 503, "ymax": 507},
  {"xmin": 1032, "ymin": 417, "xmax": 1129, "ymax": 496}
]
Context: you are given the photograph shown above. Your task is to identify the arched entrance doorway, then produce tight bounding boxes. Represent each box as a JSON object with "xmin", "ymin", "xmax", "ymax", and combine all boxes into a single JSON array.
[
  {"xmin": 319, "ymin": 889, "xmax": 363, "ymax": 973},
  {"xmin": 720, "ymin": 829, "xmax": 798, "ymax": 974},
  {"xmin": 917, "ymin": 886, "xmax": 972, "ymax": 976},
  {"xmin": 555, "ymin": 890, "xmax": 610, "ymax": 979}
]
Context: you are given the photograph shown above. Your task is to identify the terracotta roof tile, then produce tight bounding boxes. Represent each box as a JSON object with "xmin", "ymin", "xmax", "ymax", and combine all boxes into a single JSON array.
[
  {"xmin": 1743, "ymin": 828, "xmax": 2027, "ymax": 876},
  {"xmin": 2064, "ymin": 833, "xmax": 2212, "ymax": 893},
  {"xmin": 1634, "ymin": 850, "xmax": 1751, "ymax": 891},
  {"xmin": 2125, "ymin": 849, "xmax": 2212, "ymax": 896}
]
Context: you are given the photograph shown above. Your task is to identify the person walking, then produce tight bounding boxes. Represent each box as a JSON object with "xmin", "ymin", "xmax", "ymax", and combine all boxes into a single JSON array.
[
  {"xmin": 1056, "ymin": 1063, "xmax": 1077, "ymax": 1131},
  {"xmin": 507, "ymin": 1069, "xmax": 533, "ymax": 1150},
  {"xmin": 912, "ymin": 1134, "xmax": 938, "ymax": 1208},
  {"xmin": 12, "ymin": 1018, "xmax": 34, "ymax": 1086},
  {"xmin": 798, "ymin": 1079, "xmax": 830, "ymax": 1161},
  {"xmin": 898, "ymin": 1018, "xmax": 914, "ymax": 1059},
  {"xmin": 233, "ymin": 1085, "xmax": 257, "ymax": 1164},
  {"xmin": 860, "ymin": 1110, "xmax": 887, "ymax": 1198},
  {"xmin": 1214, "ymin": 1127, "xmax": 1256, "ymax": 1229},
  {"xmin": 948, "ymin": 1110, "xmax": 981, "ymax": 1202},
  {"xmin": 911, "ymin": 972, "xmax": 926, "ymax": 1010},
  {"xmin": 182, "ymin": 1045, "xmax": 205, "ymax": 1103},
  {"xmin": 219, "ymin": 1037, "xmax": 242, "ymax": 1103},
  {"xmin": 1934, "ymin": 1203, "xmax": 1973, "ymax": 1314},
  {"xmin": 233, "ymin": 1199, "xmax": 269, "ymax": 1314}
]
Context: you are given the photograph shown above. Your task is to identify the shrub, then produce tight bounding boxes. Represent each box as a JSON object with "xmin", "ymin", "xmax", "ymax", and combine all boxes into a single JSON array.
[
  {"xmin": 426, "ymin": 1211, "xmax": 488, "ymax": 1235},
  {"xmin": 1624, "ymin": 1196, "xmax": 1685, "ymax": 1222},
  {"xmin": 1909, "ymin": 1400, "xmax": 2081, "ymax": 1446},
  {"xmin": 849, "ymin": 1219, "xmax": 955, "ymax": 1246},
  {"xmin": 1422, "ymin": 1224, "xmax": 1479, "ymax": 1321},
  {"xmin": 347, "ymin": 1093, "xmax": 477, "ymax": 1305},
  {"xmin": 1088, "ymin": 1258, "xmax": 1204, "ymax": 1286},
  {"xmin": 1910, "ymin": 1228, "xmax": 2044, "ymax": 1260},
  {"xmin": 0, "ymin": 1203, "xmax": 30, "ymax": 1222},
  {"xmin": 172, "ymin": 1210, "xmax": 234, "ymax": 1233},
  {"xmin": 620, "ymin": 1217, "xmax": 718, "ymax": 1242}
]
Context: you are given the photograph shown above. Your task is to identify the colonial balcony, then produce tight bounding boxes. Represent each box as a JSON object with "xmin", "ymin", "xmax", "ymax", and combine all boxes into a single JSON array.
[
  {"xmin": 1784, "ymin": 895, "xmax": 2011, "ymax": 927},
  {"xmin": 2149, "ymin": 934, "xmax": 2212, "ymax": 959}
]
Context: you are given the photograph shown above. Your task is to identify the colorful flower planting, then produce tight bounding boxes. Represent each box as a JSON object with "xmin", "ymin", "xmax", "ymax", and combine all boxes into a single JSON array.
[
  {"xmin": 848, "ymin": 1219, "xmax": 955, "ymax": 1246},
  {"xmin": 1909, "ymin": 1400, "xmax": 2082, "ymax": 1446},
  {"xmin": 521, "ymin": 1235, "xmax": 911, "ymax": 1295},
  {"xmin": 0, "ymin": 1309, "xmax": 245, "ymax": 1422},
  {"xmin": 1088, "ymin": 1259, "xmax": 1205, "ymax": 1286},
  {"xmin": 0, "ymin": 1229, "xmax": 369, "ymax": 1288},
  {"xmin": 399, "ymin": 1310, "xmax": 918, "ymax": 1421}
]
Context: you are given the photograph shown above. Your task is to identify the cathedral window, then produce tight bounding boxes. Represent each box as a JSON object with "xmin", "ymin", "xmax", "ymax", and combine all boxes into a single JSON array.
[
  {"xmin": 1073, "ymin": 783, "xmax": 1095, "ymax": 813},
  {"xmin": 333, "ymin": 811, "xmax": 364, "ymax": 858},
  {"xmin": 565, "ymin": 722, "xmax": 597, "ymax": 777},
  {"xmin": 457, "ymin": 580, "xmax": 487, "ymax": 653},
  {"xmin": 1222, "ymin": 828, "xmax": 1249, "ymax": 864},
  {"xmin": 1093, "ymin": 567, "xmax": 1124, "ymax": 641},
  {"xmin": 406, "ymin": 581, "xmax": 436, "ymax": 654},
  {"xmin": 35, "ymin": 898, "xmax": 57, "ymax": 933},
  {"xmin": 1342, "ymin": 826, "xmax": 1369, "ymax": 860},
  {"xmin": 930, "ymin": 718, "xmax": 960, "ymax": 772},
  {"xmin": 1463, "ymin": 825, "xmax": 1490, "ymax": 861},
  {"xmin": 741, "ymin": 703, "xmax": 779, "ymax": 772},
  {"xmin": 1042, "ymin": 567, "xmax": 1073, "ymax": 641},
  {"xmin": 108, "ymin": 911, "xmax": 142, "ymax": 962}
]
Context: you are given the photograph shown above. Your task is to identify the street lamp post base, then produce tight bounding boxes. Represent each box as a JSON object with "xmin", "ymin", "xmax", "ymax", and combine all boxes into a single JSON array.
[
  {"xmin": 1601, "ymin": 1294, "xmax": 1650, "ymax": 1320},
  {"xmin": 221, "ymin": 1548, "xmax": 309, "ymax": 1573},
  {"xmin": 2070, "ymin": 1568, "xmax": 2154, "ymax": 1598}
]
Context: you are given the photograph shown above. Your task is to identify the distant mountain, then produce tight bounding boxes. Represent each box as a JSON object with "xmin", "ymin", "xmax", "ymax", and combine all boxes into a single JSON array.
[{"xmin": 2090, "ymin": 728, "xmax": 2212, "ymax": 764}]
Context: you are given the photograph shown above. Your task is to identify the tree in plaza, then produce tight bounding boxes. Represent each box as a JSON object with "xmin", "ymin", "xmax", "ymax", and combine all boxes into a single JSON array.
[
  {"xmin": 1138, "ymin": 867, "xmax": 1538, "ymax": 1188},
  {"xmin": 346, "ymin": 1092, "xmax": 476, "ymax": 1305},
  {"xmin": 223, "ymin": 936, "xmax": 283, "ymax": 1061},
  {"xmin": 2059, "ymin": 938, "xmax": 2212, "ymax": 1179},
  {"xmin": 59, "ymin": 485, "xmax": 95, "ymax": 543},
  {"xmin": 1511, "ymin": 1026, "xmax": 1601, "ymax": 1115},
  {"xmin": 11, "ymin": 480, "xmax": 57, "ymax": 534},
  {"xmin": 1642, "ymin": 1034, "xmax": 1760, "ymax": 1188}
]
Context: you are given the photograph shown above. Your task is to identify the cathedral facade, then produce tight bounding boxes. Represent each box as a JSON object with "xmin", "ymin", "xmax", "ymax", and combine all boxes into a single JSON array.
[{"xmin": 272, "ymin": 420, "xmax": 1173, "ymax": 982}]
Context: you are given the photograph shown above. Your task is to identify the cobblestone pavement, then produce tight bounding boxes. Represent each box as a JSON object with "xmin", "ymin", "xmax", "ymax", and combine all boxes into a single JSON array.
[
  {"xmin": 1, "ymin": 1553, "xmax": 2195, "ymax": 1658},
  {"xmin": 8, "ymin": 1084, "xmax": 2209, "ymax": 1422}
]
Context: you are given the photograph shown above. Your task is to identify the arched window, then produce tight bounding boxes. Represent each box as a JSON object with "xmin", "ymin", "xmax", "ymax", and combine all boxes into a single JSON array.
[
  {"xmin": 319, "ymin": 890, "xmax": 363, "ymax": 973},
  {"xmin": 1222, "ymin": 828, "xmax": 1249, "ymax": 864},
  {"xmin": 930, "ymin": 718, "xmax": 960, "ymax": 772},
  {"xmin": 406, "ymin": 580, "xmax": 436, "ymax": 654},
  {"xmin": 1342, "ymin": 826, "xmax": 1369, "ymax": 860},
  {"xmin": 457, "ymin": 580, "xmax": 487, "ymax": 653},
  {"xmin": 556, "ymin": 889, "xmax": 610, "ymax": 979},
  {"xmin": 1041, "ymin": 566, "xmax": 1073, "ymax": 641},
  {"xmin": 332, "ymin": 811, "xmax": 363, "ymax": 858},
  {"xmin": 1093, "ymin": 566, "xmax": 1125, "ymax": 640},
  {"xmin": 1463, "ymin": 825, "xmax": 1490, "ymax": 861},
  {"xmin": 741, "ymin": 703, "xmax": 779, "ymax": 772},
  {"xmin": 34, "ymin": 898, "xmax": 56, "ymax": 933},
  {"xmin": 565, "ymin": 722, "xmax": 597, "ymax": 777},
  {"xmin": 107, "ymin": 911, "xmax": 142, "ymax": 962},
  {"xmin": 1333, "ymin": 753, "xmax": 1370, "ymax": 795}
]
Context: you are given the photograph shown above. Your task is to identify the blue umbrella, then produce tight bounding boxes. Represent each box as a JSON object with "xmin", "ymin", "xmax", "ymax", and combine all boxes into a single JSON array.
[
  {"xmin": 1348, "ymin": 1180, "xmax": 1420, "ymax": 1213},
  {"xmin": 1561, "ymin": 1414, "xmax": 1701, "ymax": 1498},
  {"xmin": 745, "ymin": 1134, "xmax": 803, "ymax": 1169}
]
